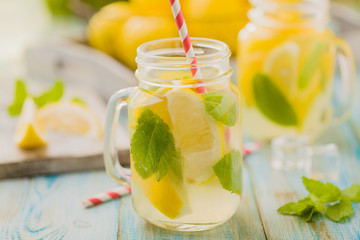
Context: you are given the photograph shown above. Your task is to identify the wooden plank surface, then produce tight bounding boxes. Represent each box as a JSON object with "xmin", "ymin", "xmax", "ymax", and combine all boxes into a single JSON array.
[
  {"xmin": 118, "ymin": 165, "xmax": 266, "ymax": 240},
  {"xmin": 0, "ymin": 171, "xmax": 120, "ymax": 239},
  {"xmin": 0, "ymin": 123, "xmax": 359, "ymax": 239},
  {"xmin": 246, "ymin": 123, "xmax": 360, "ymax": 240},
  {"xmin": 0, "ymin": 83, "xmax": 129, "ymax": 179}
]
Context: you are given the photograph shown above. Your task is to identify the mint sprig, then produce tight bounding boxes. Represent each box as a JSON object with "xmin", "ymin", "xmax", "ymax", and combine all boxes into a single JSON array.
[
  {"xmin": 252, "ymin": 73, "xmax": 298, "ymax": 126},
  {"xmin": 8, "ymin": 79, "xmax": 27, "ymax": 116},
  {"xmin": 278, "ymin": 177, "xmax": 359, "ymax": 222},
  {"xmin": 130, "ymin": 108, "xmax": 181, "ymax": 181},
  {"xmin": 203, "ymin": 92, "xmax": 237, "ymax": 126},
  {"xmin": 33, "ymin": 80, "xmax": 64, "ymax": 107},
  {"xmin": 7, "ymin": 79, "xmax": 64, "ymax": 116},
  {"xmin": 213, "ymin": 150, "xmax": 242, "ymax": 194},
  {"xmin": 298, "ymin": 41, "xmax": 324, "ymax": 89}
]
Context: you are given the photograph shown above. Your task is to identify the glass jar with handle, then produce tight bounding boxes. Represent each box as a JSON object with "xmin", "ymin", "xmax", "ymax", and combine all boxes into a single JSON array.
[
  {"xmin": 237, "ymin": 0, "xmax": 356, "ymax": 141},
  {"xmin": 104, "ymin": 38, "xmax": 242, "ymax": 231}
]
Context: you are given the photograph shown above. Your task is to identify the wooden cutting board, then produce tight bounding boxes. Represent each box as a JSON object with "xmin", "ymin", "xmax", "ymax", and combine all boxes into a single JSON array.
[{"xmin": 0, "ymin": 84, "xmax": 130, "ymax": 179}]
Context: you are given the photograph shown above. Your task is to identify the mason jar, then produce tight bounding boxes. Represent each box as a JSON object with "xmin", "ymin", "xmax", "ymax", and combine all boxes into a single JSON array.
[
  {"xmin": 104, "ymin": 38, "xmax": 242, "ymax": 231},
  {"xmin": 237, "ymin": 0, "xmax": 356, "ymax": 141}
]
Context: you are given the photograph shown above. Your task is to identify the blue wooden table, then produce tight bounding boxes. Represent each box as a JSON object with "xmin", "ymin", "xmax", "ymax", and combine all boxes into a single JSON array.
[{"xmin": 0, "ymin": 122, "xmax": 359, "ymax": 239}]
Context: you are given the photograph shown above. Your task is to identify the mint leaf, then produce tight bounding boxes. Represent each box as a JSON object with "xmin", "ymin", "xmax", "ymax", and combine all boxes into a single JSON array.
[
  {"xmin": 213, "ymin": 150, "xmax": 242, "ymax": 194},
  {"xmin": 204, "ymin": 92, "xmax": 237, "ymax": 126},
  {"xmin": 8, "ymin": 79, "xmax": 28, "ymax": 116},
  {"xmin": 277, "ymin": 197, "xmax": 314, "ymax": 216},
  {"xmin": 252, "ymin": 73, "xmax": 298, "ymax": 126},
  {"xmin": 342, "ymin": 184, "xmax": 360, "ymax": 202},
  {"xmin": 301, "ymin": 206, "xmax": 317, "ymax": 222},
  {"xmin": 309, "ymin": 194, "xmax": 326, "ymax": 212},
  {"xmin": 326, "ymin": 198, "xmax": 353, "ymax": 222},
  {"xmin": 302, "ymin": 177, "xmax": 342, "ymax": 203},
  {"xmin": 130, "ymin": 108, "xmax": 180, "ymax": 181},
  {"xmin": 298, "ymin": 41, "xmax": 324, "ymax": 89},
  {"xmin": 33, "ymin": 80, "xmax": 64, "ymax": 107},
  {"xmin": 72, "ymin": 97, "xmax": 86, "ymax": 105}
]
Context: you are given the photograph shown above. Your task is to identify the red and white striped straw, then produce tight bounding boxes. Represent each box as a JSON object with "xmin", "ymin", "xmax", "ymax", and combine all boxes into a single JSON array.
[
  {"xmin": 84, "ymin": 142, "xmax": 261, "ymax": 208},
  {"xmin": 243, "ymin": 141, "xmax": 262, "ymax": 157},
  {"xmin": 82, "ymin": 185, "xmax": 131, "ymax": 208},
  {"xmin": 169, "ymin": 0, "xmax": 205, "ymax": 94}
]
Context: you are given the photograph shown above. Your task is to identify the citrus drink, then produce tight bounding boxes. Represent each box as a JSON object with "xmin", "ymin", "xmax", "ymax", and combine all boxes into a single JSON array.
[
  {"xmin": 128, "ymin": 80, "xmax": 242, "ymax": 230},
  {"xmin": 237, "ymin": 0, "xmax": 339, "ymax": 141}
]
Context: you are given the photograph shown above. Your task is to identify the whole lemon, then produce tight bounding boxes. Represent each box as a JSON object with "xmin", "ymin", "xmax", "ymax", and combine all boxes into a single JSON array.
[
  {"xmin": 131, "ymin": 0, "xmax": 173, "ymax": 17},
  {"xmin": 182, "ymin": 0, "xmax": 250, "ymax": 53},
  {"xmin": 114, "ymin": 15, "xmax": 178, "ymax": 69},
  {"xmin": 87, "ymin": 2, "xmax": 135, "ymax": 55}
]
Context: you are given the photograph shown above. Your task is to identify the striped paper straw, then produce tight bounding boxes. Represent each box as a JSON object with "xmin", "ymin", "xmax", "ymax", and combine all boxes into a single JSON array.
[
  {"xmin": 169, "ymin": 0, "xmax": 205, "ymax": 94},
  {"xmin": 82, "ymin": 185, "xmax": 131, "ymax": 208},
  {"xmin": 243, "ymin": 141, "xmax": 262, "ymax": 156}
]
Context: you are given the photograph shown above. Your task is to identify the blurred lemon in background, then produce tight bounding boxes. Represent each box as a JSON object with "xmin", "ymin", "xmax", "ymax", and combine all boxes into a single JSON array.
[
  {"xmin": 131, "ymin": 0, "xmax": 172, "ymax": 17},
  {"xmin": 87, "ymin": 0, "xmax": 250, "ymax": 69},
  {"xmin": 15, "ymin": 98, "xmax": 47, "ymax": 149},
  {"xmin": 87, "ymin": 1, "xmax": 135, "ymax": 55},
  {"xmin": 183, "ymin": 0, "xmax": 250, "ymax": 52},
  {"xmin": 114, "ymin": 15, "xmax": 177, "ymax": 69}
]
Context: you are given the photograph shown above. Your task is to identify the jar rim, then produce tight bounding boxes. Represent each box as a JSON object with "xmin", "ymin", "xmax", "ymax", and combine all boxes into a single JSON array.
[{"xmin": 136, "ymin": 37, "xmax": 231, "ymax": 68}]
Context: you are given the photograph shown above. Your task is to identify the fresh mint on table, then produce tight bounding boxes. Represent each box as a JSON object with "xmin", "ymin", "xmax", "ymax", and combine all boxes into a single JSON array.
[
  {"xmin": 278, "ymin": 177, "xmax": 360, "ymax": 222},
  {"xmin": 33, "ymin": 80, "xmax": 64, "ymax": 107},
  {"xmin": 203, "ymin": 92, "xmax": 237, "ymax": 126},
  {"xmin": 213, "ymin": 150, "xmax": 242, "ymax": 195},
  {"xmin": 8, "ymin": 79, "xmax": 27, "ymax": 116},
  {"xmin": 252, "ymin": 73, "xmax": 298, "ymax": 126},
  {"xmin": 7, "ymin": 79, "xmax": 64, "ymax": 116},
  {"xmin": 130, "ymin": 108, "xmax": 181, "ymax": 181}
]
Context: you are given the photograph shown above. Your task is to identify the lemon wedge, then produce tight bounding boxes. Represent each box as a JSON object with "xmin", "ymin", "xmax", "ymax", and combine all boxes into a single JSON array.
[
  {"xmin": 133, "ymin": 170, "xmax": 183, "ymax": 219},
  {"xmin": 167, "ymin": 89, "xmax": 224, "ymax": 184},
  {"xmin": 264, "ymin": 41, "xmax": 299, "ymax": 97},
  {"xmin": 14, "ymin": 98, "xmax": 47, "ymax": 149},
  {"xmin": 131, "ymin": 88, "xmax": 172, "ymax": 129},
  {"xmin": 37, "ymin": 101, "xmax": 103, "ymax": 138}
]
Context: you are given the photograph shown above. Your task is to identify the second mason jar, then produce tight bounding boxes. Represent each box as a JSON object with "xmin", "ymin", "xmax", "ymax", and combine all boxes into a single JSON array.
[
  {"xmin": 104, "ymin": 38, "xmax": 242, "ymax": 231},
  {"xmin": 237, "ymin": 0, "xmax": 355, "ymax": 141}
]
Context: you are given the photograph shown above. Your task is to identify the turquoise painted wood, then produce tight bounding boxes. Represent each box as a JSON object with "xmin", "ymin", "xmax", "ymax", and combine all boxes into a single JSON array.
[{"xmin": 0, "ymin": 122, "xmax": 359, "ymax": 239}]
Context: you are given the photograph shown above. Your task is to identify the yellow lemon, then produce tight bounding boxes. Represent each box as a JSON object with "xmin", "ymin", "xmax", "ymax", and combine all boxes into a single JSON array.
[
  {"xmin": 131, "ymin": 88, "xmax": 172, "ymax": 129},
  {"xmin": 87, "ymin": 1, "xmax": 135, "ymax": 55},
  {"xmin": 131, "ymin": 0, "xmax": 172, "ymax": 17},
  {"xmin": 131, "ymin": 163, "xmax": 183, "ymax": 219},
  {"xmin": 183, "ymin": 0, "xmax": 250, "ymax": 52},
  {"xmin": 167, "ymin": 89, "xmax": 224, "ymax": 184},
  {"xmin": 37, "ymin": 101, "xmax": 103, "ymax": 139},
  {"xmin": 114, "ymin": 15, "xmax": 177, "ymax": 69},
  {"xmin": 264, "ymin": 41, "xmax": 300, "ymax": 97},
  {"xmin": 14, "ymin": 98, "xmax": 47, "ymax": 149}
]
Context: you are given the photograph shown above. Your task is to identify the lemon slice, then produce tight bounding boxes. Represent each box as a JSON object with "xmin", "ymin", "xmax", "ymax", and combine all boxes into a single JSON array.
[
  {"xmin": 167, "ymin": 89, "xmax": 224, "ymax": 184},
  {"xmin": 131, "ymin": 88, "xmax": 171, "ymax": 126},
  {"xmin": 264, "ymin": 41, "xmax": 299, "ymax": 97},
  {"xmin": 132, "ymin": 164, "xmax": 183, "ymax": 219},
  {"xmin": 37, "ymin": 101, "xmax": 103, "ymax": 138},
  {"xmin": 14, "ymin": 98, "xmax": 47, "ymax": 149}
]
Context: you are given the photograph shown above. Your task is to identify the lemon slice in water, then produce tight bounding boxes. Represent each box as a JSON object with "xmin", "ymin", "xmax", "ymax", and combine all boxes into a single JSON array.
[
  {"xmin": 264, "ymin": 41, "xmax": 299, "ymax": 97},
  {"xmin": 167, "ymin": 89, "xmax": 224, "ymax": 184}
]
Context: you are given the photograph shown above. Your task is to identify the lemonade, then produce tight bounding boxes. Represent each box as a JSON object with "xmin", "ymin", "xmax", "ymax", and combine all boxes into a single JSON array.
[
  {"xmin": 237, "ymin": 0, "xmax": 354, "ymax": 141},
  {"xmin": 128, "ymin": 85, "xmax": 241, "ymax": 229},
  {"xmin": 104, "ymin": 38, "xmax": 242, "ymax": 231}
]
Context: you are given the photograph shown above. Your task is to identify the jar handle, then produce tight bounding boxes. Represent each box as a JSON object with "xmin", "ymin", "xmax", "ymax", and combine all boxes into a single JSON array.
[
  {"xmin": 331, "ymin": 38, "xmax": 356, "ymax": 125},
  {"xmin": 104, "ymin": 87, "xmax": 137, "ymax": 185}
]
